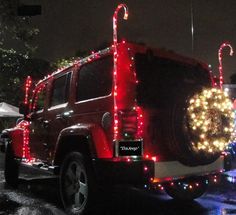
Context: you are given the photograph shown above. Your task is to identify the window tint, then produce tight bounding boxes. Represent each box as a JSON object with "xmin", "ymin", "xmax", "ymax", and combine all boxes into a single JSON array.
[
  {"xmin": 77, "ymin": 56, "xmax": 113, "ymax": 101},
  {"xmin": 50, "ymin": 73, "xmax": 71, "ymax": 107},
  {"xmin": 33, "ymin": 84, "xmax": 46, "ymax": 112},
  {"xmin": 135, "ymin": 53, "xmax": 211, "ymax": 108}
]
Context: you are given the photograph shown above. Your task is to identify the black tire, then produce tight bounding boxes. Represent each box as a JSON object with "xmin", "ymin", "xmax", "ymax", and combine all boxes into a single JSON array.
[
  {"xmin": 4, "ymin": 143, "xmax": 19, "ymax": 188},
  {"xmin": 168, "ymin": 99, "xmax": 220, "ymax": 166},
  {"xmin": 154, "ymin": 86, "xmax": 220, "ymax": 166},
  {"xmin": 164, "ymin": 178, "xmax": 208, "ymax": 201},
  {"xmin": 59, "ymin": 152, "xmax": 96, "ymax": 215}
]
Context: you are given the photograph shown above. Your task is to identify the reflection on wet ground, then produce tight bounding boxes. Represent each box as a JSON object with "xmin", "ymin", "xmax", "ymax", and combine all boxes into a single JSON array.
[
  {"xmin": 0, "ymin": 174, "xmax": 236, "ymax": 215},
  {"xmin": 1, "ymin": 160, "xmax": 236, "ymax": 214},
  {"xmin": 0, "ymin": 193, "xmax": 20, "ymax": 214},
  {"xmin": 0, "ymin": 178, "xmax": 207, "ymax": 215}
]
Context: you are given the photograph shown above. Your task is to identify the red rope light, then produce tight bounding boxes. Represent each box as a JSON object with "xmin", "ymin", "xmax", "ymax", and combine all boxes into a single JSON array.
[
  {"xmin": 24, "ymin": 76, "xmax": 32, "ymax": 105},
  {"xmin": 113, "ymin": 4, "xmax": 128, "ymax": 140},
  {"xmin": 218, "ymin": 42, "xmax": 233, "ymax": 89}
]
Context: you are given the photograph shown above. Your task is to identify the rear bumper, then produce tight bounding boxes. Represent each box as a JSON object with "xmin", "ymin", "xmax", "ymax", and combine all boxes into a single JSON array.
[
  {"xmin": 153, "ymin": 155, "xmax": 226, "ymax": 182},
  {"xmin": 94, "ymin": 159, "xmax": 154, "ymax": 185},
  {"xmin": 94, "ymin": 155, "xmax": 230, "ymax": 185}
]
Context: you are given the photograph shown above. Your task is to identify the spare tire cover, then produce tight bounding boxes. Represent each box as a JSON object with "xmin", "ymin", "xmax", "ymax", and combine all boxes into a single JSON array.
[{"xmin": 167, "ymin": 88, "xmax": 234, "ymax": 166}]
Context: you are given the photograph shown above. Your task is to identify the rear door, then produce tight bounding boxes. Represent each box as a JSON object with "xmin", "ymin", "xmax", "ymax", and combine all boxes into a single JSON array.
[{"xmin": 45, "ymin": 71, "xmax": 72, "ymax": 162}]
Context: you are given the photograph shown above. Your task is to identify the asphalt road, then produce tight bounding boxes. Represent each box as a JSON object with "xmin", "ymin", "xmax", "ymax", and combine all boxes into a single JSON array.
[{"xmin": 1, "ymin": 153, "xmax": 236, "ymax": 215}]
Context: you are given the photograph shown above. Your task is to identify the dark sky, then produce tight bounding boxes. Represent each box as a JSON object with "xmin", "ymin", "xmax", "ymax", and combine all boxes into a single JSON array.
[{"xmin": 28, "ymin": 0, "xmax": 236, "ymax": 82}]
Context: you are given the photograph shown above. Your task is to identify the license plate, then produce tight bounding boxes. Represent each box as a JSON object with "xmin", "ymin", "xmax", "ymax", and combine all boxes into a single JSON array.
[{"xmin": 118, "ymin": 140, "xmax": 143, "ymax": 156}]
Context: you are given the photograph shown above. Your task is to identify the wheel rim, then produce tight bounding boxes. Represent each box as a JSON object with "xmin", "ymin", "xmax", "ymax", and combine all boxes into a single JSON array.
[{"xmin": 64, "ymin": 161, "xmax": 88, "ymax": 211}]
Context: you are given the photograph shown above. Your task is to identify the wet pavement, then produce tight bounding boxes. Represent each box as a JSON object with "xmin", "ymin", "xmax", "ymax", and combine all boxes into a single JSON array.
[{"xmin": 1, "ymin": 153, "xmax": 236, "ymax": 215}]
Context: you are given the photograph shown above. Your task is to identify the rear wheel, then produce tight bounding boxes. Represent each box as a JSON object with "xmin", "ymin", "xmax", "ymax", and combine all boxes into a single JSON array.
[
  {"xmin": 164, "ymin": 178, "xmax": 208, "ymax": 201},
  {"xmin": 4, "ymin": 143, "xmax": 19, "ymax": 188},
  {"xmin": 60, "ymin": 152, "xmax": 96, "ymax": 215}
]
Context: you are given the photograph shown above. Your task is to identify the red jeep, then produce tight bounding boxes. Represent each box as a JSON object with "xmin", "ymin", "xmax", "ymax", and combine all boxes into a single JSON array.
[{"xmin": 2, "ymin": 41, "xmax": 233, "ymax": 214}]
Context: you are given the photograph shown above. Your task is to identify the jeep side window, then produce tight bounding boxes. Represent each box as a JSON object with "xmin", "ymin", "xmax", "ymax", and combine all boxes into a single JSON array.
[
  {"xmin": 32, "ymin": 84, "xmax": 46, "ymax": 112},
  {"xmin": 76, "ymin": 56, "xmax": 113, "ymax": 101},
  {"xmin": 50, "ymin": 72, "xmax": 71, "ymax": 107}
]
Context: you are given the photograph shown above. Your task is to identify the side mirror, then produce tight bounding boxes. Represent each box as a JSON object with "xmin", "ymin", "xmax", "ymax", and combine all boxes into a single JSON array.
[{"xmin": 19, "ymin": 103, "xmax": 29, "ymax": 116}]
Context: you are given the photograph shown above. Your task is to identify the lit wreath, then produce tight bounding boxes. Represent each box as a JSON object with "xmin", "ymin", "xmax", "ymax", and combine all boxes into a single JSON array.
[{"xmin": 187, "ymin": 88, "xmax": 234, "ymax": 153}]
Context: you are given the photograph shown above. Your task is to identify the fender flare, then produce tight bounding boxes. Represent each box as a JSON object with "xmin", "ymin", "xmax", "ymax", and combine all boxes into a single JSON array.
[{"xmin": 53, "ymin": 123, "xmax": 112, "ymax": 164}]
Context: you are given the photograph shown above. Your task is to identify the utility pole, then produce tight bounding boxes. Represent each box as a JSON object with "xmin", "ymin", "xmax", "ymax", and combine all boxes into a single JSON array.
[{"xmin": 190, "ymin": 0, "xmax": 194, "ymax": 55}]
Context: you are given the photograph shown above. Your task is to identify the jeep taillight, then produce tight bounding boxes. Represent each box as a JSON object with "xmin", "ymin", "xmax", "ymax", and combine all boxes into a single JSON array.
[
  {"xmin": 136, "ymin": 106, "xmax": 144, "ymax": 138},
  {"xmin": 119, "ymin": 110, "xmax": 137, "ymax": 138},
  {"xmin": 118, "ymin": 107, "xmax": 144, "ymax": 139}
]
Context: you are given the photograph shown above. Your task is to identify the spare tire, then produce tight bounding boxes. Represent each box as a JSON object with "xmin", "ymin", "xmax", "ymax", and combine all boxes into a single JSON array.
[{"xmin": 166, "ymin": 88, "xmax": 234, "ymax": 166}]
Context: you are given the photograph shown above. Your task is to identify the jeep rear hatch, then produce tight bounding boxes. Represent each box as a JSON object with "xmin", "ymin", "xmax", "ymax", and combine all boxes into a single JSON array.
[{"xmin": 135, "ymin": 53, "xmax": 211, "ymax": 108}]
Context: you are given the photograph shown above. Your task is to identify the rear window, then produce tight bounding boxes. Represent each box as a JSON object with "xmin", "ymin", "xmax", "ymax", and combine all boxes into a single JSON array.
[
  {"xmin": 76, "ymin": 56, "xmax": 113, "ymax": 101},
  {"xmin": 135, "ymin": 53, "xmax": 211, "ymax": 107}
]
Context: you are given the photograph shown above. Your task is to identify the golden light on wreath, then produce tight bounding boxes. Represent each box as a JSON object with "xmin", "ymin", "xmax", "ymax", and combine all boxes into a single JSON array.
[{"xmin": 187, "ymin": 88, "xmax": 234, "ymax": 153}]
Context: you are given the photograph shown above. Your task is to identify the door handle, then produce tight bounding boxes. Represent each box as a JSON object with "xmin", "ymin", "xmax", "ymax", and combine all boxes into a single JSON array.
[
  {"xmin": 56, "ymin": 110, "xmax": 74, "ymax": 120},
  {"xmin": 42, "ymin": 120, "xmax": 49, "ymax": 128}
]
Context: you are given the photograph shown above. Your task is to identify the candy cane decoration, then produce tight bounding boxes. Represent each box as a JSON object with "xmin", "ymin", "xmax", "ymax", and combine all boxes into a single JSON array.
[
  {"xmin": 113, "ymin": 4, "xmax": 128, "ymax": 140},
  {"xmin": 113, "ymin": 4, "xmax": 128, "ymax": 47},
  {"xmin": 218, "ymin": 42, "xmax": 233, "ymax": 89}
]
